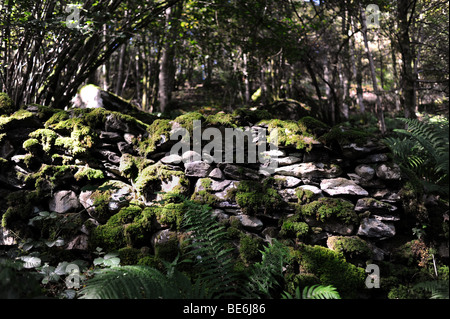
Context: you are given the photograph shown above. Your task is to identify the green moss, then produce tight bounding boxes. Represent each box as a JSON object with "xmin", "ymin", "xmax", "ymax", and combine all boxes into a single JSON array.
[
  {"xmin": 22, "ymin": 138, "xmax": 40, "ymax": 152},
  {"xmin": 1, "ymin": 191, "xmax": 39, "ymax": 237},
  {"xmin": 190, "ymin": 190, "xmax": 219, "ymax": 206},
  {"xmin": 153, "ymin": 231, "xmax": 180, "ymax": 262},
  {"xmin": 295, "ymin": 188, "xmax": 316, "ymax": 205},
  {"xmin": 327, "ymin": 236, "xmax": 372, "ymax": 262},
  {"xmin": 29, "ymin": 128, "xmax": 58, "ymax": 153},
  {"xmin": 280, "ymin": 217, "xmax": 309, "ymax": 239},
  {"xmin": 235, "ymin": 179, "xmax": 285, "ymax": 215},
  {"xmin": 257, "ymin": 119, "xmax": 316, "ymax": 151},
  {"xmin": 118, "ymin": 247, "xmax": 144, "ymax": 265},
  {"xmin": 0, "ymin": 109, "xmax": 36, "ymax": 131},
  {"xmin": 44, "ymin": 110, "xmax": 70, "ymax": 127},
  {"xmin": 319, "ymin": 124, "xmax": 371, "ymax": 146},
  {"xmin": 298, "ymin": 116, "xmax": 329, "ymax": 136},
  {"xmin": 27, "ymin": 164, "xmax": 75, "ymax": 196},
  {"xmin": 118, "ymin": 153, "xmax": 153, "ymax": 180},
  {"xmin": 292, "ymin": 243, "xmax": 366, "ymax": 298},
  {"xmin": 300, "ymin": 197, "xmax": 357, "ymax": 225},
  {"xmin": 154, "ymin": 203, "xmax": 186, "ymax": 231},
  {"xmin": 74, "ymin": 166, "xmax": 105, "ymax": 181},
  {"xmin": 134, "ymin": 162, "xmax": 187, "ymax": 198},
  {"xmin": 239, "ymin": 234, "xmax": 263, "ymax": 265},
  {"xmin": 0, "ymin": 92, "xmax": 15, "ymax": 115},
  {"xmin": 206, "ymin": 112, "xmax": 237, "ymax": 127},
  {"xmin": 174, "ymin": 112, "xmax": 205, "ymax": 133},
  {"xmin": 138, "ymin": 119, "xmax": 172, "ymax": 157},
  {"xmin": 50, "ymin": 117, "xmax": 96, "ymax": 157}
]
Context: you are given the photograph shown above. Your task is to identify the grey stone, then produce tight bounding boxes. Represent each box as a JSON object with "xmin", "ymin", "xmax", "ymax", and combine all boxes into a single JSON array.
[
  {"xmin": 274, "ymin": 175, "xmax": 302, "ymax": 188},
  {"xmin": 357, "ymin": 217, "xmax": 396, "ymax": 237},
  {"xmin": 273, "ymin": 156, "xmax": 302, "ymax": 166},
  {"xmin": 49, "ymin": 190, "xmax": 81, "ymax": 214},
  {"xmin": 277, "ymin": 188, "xmax": 298, "ymax": 202},
  {"xmin": 0, "ymin": 138, "xmax": 14, "ymax": 159},
  {"xmin": 354, "ymin": 197, "xmax": 397, "ymax": 213},
  {"xmin": 274, "ymin": 162, "xmax": 342, "ymax": 179},
  {"xmin": 182, "ymin": 150, "xmax": 202, "ymax": 163},
  {"xmin": 355, "ymin": 164, "xmax": 375, "ymax": 180},
  {"xmin": 185, "ymin": 161, "xmax": 211, "ymax": 177},
  {"xmin": 357, "ymin": 153, "xmax": 389, "ymax": 164},
  {"xmin": 238, "ymin": 214, "xmax": 264, "ymax": 231},
  {"xmin": 320, "ymin": 178, "xmax": 369, "ymax": 196},
  {"xmin": 376, "ymin": 163, "xmax": 402, "ymax": 180},
  {"xmin": 66, "ymin": 234, "xmax": 88, "ymax": 250},
  {"xmin": 297, "ymin": 185, "xmax": 323, "ymax": 197},
  {"xmin": 209, "ymin": 168, "xmax": 225, "ymax": 179},
  {"xmin": 220, "ymin": 163, "xmax": 259, "ymax": 180},
  {"xmin": 160, "ymin": 154, "xmax": 182, "ymax": 165}
]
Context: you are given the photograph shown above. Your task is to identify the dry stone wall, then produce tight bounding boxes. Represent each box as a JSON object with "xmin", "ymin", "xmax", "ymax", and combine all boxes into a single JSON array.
[{"xmin": 0, "ymin": 104, "xmax": 407, "ymax": 264}]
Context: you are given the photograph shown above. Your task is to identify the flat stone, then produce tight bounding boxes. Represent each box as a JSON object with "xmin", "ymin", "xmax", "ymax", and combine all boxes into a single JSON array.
[
  {"xmin": 238, "ymin": 214, "xmax": 264, "ymax": 231},
  {"xmin": 160, "ymin": 154, "xmax": 182, "ymax": 165},
  {"xmin": 182, "ymin": 150, "xmax": 202, "ymax": 163},
  {"xmin": 49, "ymin": 190, "xmax": 81, "ymax": 214},
  {"xmin": 354, "ymin": 197, "xmax": 397, "ymax": 213},
  {"xmin": 357, "ymin": 153, "xmax": 389, "ymax": 164},
  {"xmin": 357, "ymin": 217, "xmax": 396, "ymax": 237},
  {"xmin": 184, "ymin": 161, "xmax": 211, "ymax": 177},
  {"xmin": 274, "ymin": 162, "xmax": 342, "ymax": 179},
  {"xmin": 320, "ymin": 178, "xmax": 369, "ymax": 196},
  {"xmin": 277, "ymin": 188, "xmax": 298, "ymax": 202},
  {"xmin": 274, "ymin": 175, "xmax": 302, "ymax": 188},
  {"xmin": 273, "ymin": 156, "xmax": 302, "ymax": 166}
]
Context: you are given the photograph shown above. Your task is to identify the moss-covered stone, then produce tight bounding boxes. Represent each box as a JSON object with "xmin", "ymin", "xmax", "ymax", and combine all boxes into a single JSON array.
[
  {"xmin": 0, "ymin": 109, "xmax": 37, "ymax": 131},
  {"xmin": 280, "ymin": 216, "xmax": 309, "ymax": 239},
  {"xmin": 239, "ymin": 233, "xmax": 263, "ymax": 265},
  {"xmin": 27, "ymin": 164, "xmax": 75, "ymax": 196},
  {"xmin": 134, "ymin": 162, "xmax": 189, "ymax": 202},
  {"xmin": 291, "ymin": 243, "xmax": 366, "ymax": 298},
  {"xmin": 138, "ymin": 119, "xmax": 173, "ymax": 157},
  {"xmin": 206, "ymin": 112, "xmax": 237, "ymax": 128},
  {"xmin": 74, "ymin": 166, "xmax": 105, "ymax": 182},
  {"xmin": 319, "ymin": 124, "xmax": 371, "ymax": 146},
  {"xmin": 257, "ymin": 119, "xmax": 317, "ymax": 151},
  {"xmin": 327, "ymin": 236, "xmax": 372, "ymax": 262},
  {"xmin": 299, "ymin": 197, "xmax": 357, "ymax": 225},
  {"xmin": 234, "ymin": 178, "xmax": 285, "ymax": 215},
  {"xmin": 1, "ymin": 191, "xmax": 39, "ymax": 238},
  {"xmin": 298, "ymin": 116, "xmax": 329, "ymax": 136},
  {"xmin": 295, "ymin": 188, "xmax": 316, "ymax": 205},
  {"xmin": 118, "ymin": 153, "xmax": 153, "ymax": 180},
  {"xmin": 173, "ymin": 112, "xmax": 205, "ymax": 133},
  {"xmin": 0, "ymin": 93, "xmax": 15, "ymax": 115},
  {"xmin": 232, "ymin": 107, "xmax": 272, "ymax": 125}
]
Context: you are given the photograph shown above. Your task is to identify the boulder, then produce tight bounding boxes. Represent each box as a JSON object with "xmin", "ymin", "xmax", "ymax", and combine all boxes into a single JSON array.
[
  {"xmin": 274, "ymin": 162, "xmax": 342, "ymax": 179},
  {"xmin": 320, "ymin": 178, "xmax": 369, "ymax": 196},
  {"xmin": 357, "ymin": 217, "xmax": 396, "ymax": 237},
  {"xmin": 376, "ymin": 163, "xmax": 402, "ymax": 180},
  {"xmin": 49, "ymin": 190, "xmax": 81, "ymax": 214},
  {"xmin": 354, "ymin": 164, "xmax": 375, "ymax": 180},
  {"xmin": 184, "ymin": 161, "xmax": 211, "ymax": 177},
  {"xmin": 209, "ymin": 168, "xmax": 225, "ymax": 180},
  {"xmin": 238, "ymin": 214, "xmax": 264, "ymax": 231}
]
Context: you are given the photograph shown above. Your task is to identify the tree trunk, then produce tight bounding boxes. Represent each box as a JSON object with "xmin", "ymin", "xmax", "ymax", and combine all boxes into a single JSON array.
[
  {"xmin": 397, "ymin": 0, "xmax": 417, "ymax": 119},
  {"xmin": 360, "ymin": 4, "xmax": 386, "ymax": 134}
]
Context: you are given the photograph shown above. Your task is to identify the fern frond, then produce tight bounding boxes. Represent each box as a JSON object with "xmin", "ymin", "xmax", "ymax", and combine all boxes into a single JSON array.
[
  {"xmin": 302, "ymin": 284, "xmax": 341, "ymax": 299},
  {"xmin": 414, "ymin": 280, "xmax": 449, "ymax": 299},
  {"xmin": 245, "ymin": 239, "xmax": 291, "ymax": 298},
  {"xmin": 78, "ymin": 265, "xmax": 196, "ymax": 299},
  {"xmin": 182, "ymin": 199, "xmax": 241, "ymax": 298}
]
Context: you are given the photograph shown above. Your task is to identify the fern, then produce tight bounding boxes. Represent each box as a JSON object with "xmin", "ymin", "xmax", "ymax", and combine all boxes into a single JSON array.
[
  {"xmin": 245, "ymin": 239, "xmax": 291, "ymax": 298},
  {"xmin": 281, "ymin": 285, "xmax": 341, "ymax": 299},
  {"xmin": 414, "ymin": 280, "xmax": 449, "ymax": 299},
  {"xmin": 182, "ymin": 199, "xmax": 241, "ymax": 298},
  {"xmin": 383, "ymin": 117, "xmax": 449, "ymax": 195}
]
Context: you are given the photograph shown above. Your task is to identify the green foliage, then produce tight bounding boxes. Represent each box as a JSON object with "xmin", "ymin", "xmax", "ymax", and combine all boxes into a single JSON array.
[
  {"xmin": 182, "ymin": 199, "xmax": 241, "ymax": 298},
  {"xmin": 414, "ymin": 280, "xmax": 449, "ymax": 299},
  {"xmin": 299, "ymin": 197, "xmax": 357, "ymax": 225},
  {"xmin": 383, "ymin": 117, "xmax": 449, "ymax": 195},
  {"xmin": 235, "ymin": 179, "xmax": 285, "ymax": 215},
  {"xmin": 245, "ymin": 239, "xmax": 291, "ymax": 298},
  {"xmin": 0, "ymin": 93, "xmax": 15, "ymax": 115},
  {"xmin": 281, "ymin": 284, "xmax": 341, "ymax": 299}
]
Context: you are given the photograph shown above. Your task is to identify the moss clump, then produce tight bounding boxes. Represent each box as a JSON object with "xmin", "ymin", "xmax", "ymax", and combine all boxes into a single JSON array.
[
  {"xmin": 28, "ymin": 128, "xmax": 58, "ymax": 153},
  {"xmin": 257, "ymin": 119, "xmax": 316, "ymax": 151},
  {"xmin": 49, "ymin": 117, "xmax": 96, "ymax": 157},
  {"xmin": 0, "ymin": 109, "xmax": 36, "ymax": 131},
  {"xmin": 27, "ymin": 164, "xmax": 75, "ymax": 196},
  {"xmin": 280, "ymin": 217, "xmax": 309, "ymax": 239},
  {"xmin": 299, "ymin": 197, "xmax": 357, "ymax": 225},
  {"xmin": 119, "ymin": 153, "xmax": 154, "ymax": 180},
  {"xmin": 235, "ymin": 179, "xmax": 285, "ymax": 215},
  {"xmin": 74, "ymin": 166, "xmax": 105, "ymax": 182},
  {"xmin": 0, "ymin": 93, "xmax": 15, "ymax": 115},
  {"xmin": 239, "ymin": 233, "xmax": 263, "ymax": 265},
  {"xmin": 319, "ymin": 124, "xmax": 371, "ymax": 146},
  {"xmin": 295, "ymin": 188, "xmax": 316, "ymax": 205},
  {"xmin": 90, "ymin": 205, "xmax": 156, "ymax": 251},
  {"xmin": 298, "ymin": 116, "xmax": 329, "ymax": 136},
  {"xmin": 154, "ymin": 203, "xmax": 186, "ymax": 231},
  {"xmin": 44, "ymin": 110, "xmax": 70, "ymax": 127},
  {"xmin": 134, "ymin": 162, "xmax": 188, "ymax": 200},
  {"xmin": 138, "ymin": 119, "xmax": 173, "ymax": 157},
  {"xmin": 327, "ymin": 236, "xmax": 372, "ymax": 262},
  {"xmin": 22, "ymin": 138, "xmax": 40, "ymax": 153},
  {"xmin": 190, "ymin": 190, "xmax": 219, "ymax": 206},
  {"xmin": 174, "ymin": 112, "xmax": 205, "ymax": 133},
  {"xmin": 1, "ymin": 191, "xmax": 39, "ymax": 238},
  {"xmin": 291, "ymin": 243, "xmax": 366, "ymax": 298},
  {"xmin": 206, "ymin": 112, "xmax": 237, "ymax": 127}
]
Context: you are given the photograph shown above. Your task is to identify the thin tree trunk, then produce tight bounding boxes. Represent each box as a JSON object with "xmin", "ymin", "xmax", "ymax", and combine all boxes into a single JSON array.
[{"xmin": 360, "ymin": 4, "xmax": 386, "ymax": 134}]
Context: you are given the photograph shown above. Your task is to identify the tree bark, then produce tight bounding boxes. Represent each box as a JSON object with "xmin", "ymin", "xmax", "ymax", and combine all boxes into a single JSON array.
[{"xmin": 360, "ymin": 4, "xmax": 386, "ymax": 134}]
